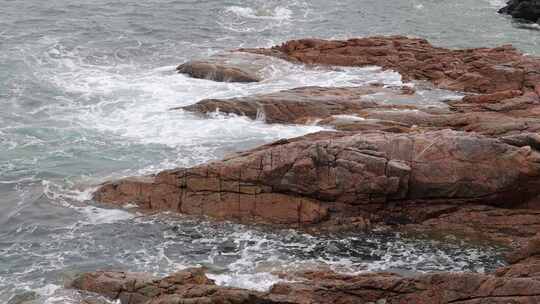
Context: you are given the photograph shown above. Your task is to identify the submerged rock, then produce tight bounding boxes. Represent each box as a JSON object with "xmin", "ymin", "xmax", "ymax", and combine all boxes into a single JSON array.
[
  {"xmin": 176, "ymin": 52, "xmax": 277, "ymax": 83},
  {"xmin": 499, "ymin": 0, "xmax": 540, "ymax": 23},
  {"xmin": 177, "ymin": 61, "xmax": 260, "ymax": 83}
]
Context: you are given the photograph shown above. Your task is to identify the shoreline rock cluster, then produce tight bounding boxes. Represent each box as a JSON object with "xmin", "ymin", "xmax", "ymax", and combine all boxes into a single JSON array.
[{"xmin": 78, "ymin": 36, "xmax": 540, "ymax": 303}]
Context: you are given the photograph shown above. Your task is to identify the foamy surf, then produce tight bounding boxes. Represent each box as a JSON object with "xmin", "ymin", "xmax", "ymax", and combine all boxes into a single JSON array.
[
  {"xmin": 32, "ymin": 41, "xmax": 410, "ymax": 173},
  {"xmin": 485, "ymin": 0, "xmax": 506, "ymax": 7},
  {"xmin": 42, "ymin": 180, "xmax": 134, "ymax": 225},
  {"xmin": 217, "ymin": 1, "xmax": 311, "ymax": 33},
  {"xmin": 208, "ymin": 273, "xmax": 283, "ymax": 292},
  {"xmin": 225, "ymin": 6, "xmax": 293, "ymax": 21}
]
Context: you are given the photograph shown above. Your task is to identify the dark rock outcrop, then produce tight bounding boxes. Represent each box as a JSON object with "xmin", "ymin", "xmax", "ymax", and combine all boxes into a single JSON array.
[{"xmin": 499, "ymin": 0, "xmax": 540, "ymax": 23}]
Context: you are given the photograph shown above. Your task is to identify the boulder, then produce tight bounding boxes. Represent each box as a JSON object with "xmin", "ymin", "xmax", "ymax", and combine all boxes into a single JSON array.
[
  {"xmin": 176, "ymin": 52, "xmax": 276, "ymax": 83},
  {"xmin": 177, "ymin": 61, "xmax": 260, "ymax": 82},
  {"xmin": 499, "ymin": 0, "xmax": 540, "ymax": 23}
]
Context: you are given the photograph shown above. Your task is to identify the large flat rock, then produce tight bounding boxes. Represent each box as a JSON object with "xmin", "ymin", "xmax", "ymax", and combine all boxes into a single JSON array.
[{"xmin": 94, "ymin": 129, "xmax": 540, "ymax": 243}]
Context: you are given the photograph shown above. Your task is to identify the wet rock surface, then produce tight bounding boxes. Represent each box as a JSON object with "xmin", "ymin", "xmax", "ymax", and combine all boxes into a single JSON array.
[
  {"xmin": 71, "ymin": 237, "xmax": 540, "ymax": 304},
  {"xmin": 176, "ymin": 52, "xmax": 277, "ymax": 83},
  {"xmin": 180, "ymin": 84, "xmax": 540, "ymax": 137},
  {"xmin": 499, "ymin": 0, "xmax": 540, "ymax": 23},
  {"xmin": 178, "ymin": 85, "xmax": 446, "ymax": 126}
]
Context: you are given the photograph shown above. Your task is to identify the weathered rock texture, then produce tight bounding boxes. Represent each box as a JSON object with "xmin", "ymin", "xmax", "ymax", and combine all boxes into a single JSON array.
[
  {"xmin": 71, "ymin": 268, "xmax": 277, "ymax": 304},
  {"xmin": 241, "ymin": 36, "xmax": 540, "ymax": 94},
  {"xmin": 499, "ymin": 0, "xmax": 540, "ymax": 23},
  {"xmin": 71, "ymin": 237, "xmax": 540, "ymax": 304}
]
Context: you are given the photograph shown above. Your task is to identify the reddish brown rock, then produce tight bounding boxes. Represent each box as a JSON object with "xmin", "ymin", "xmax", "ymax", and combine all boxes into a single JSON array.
[
  {"xmin": 462, "ymin": 90, "xmax": 523, "ymax": 104},
  {"xmin": 178, "ymin": 84, "xmax": 540, "ymax": 137},
  {"xmin": 94, "ymin": 129, "xmax": 540, "ymax": 230},
  {"xmin": 85, "ymin": 35, "xmax": 540, "ymax": 304},
  {"xmin": 383, "ymin": 204, "xmax": 540, "ymax": 247},
  {"xmin": 241, "ymin": 36, "xmax": 540, "ymax": 95},
  {"xmin": 72, "ymin": 255, "xmax": 540, "ymax": 304},
  {"xmin": 275, "ymin": 270, "xmax": 540, "ymax": 304},
  {"xmin": 69, "ymin": 268, "xmax": 279, "ymax": 304},
  {"xmin": 505, "ymin": 234, "xmax": 540, "ymax": 264}
]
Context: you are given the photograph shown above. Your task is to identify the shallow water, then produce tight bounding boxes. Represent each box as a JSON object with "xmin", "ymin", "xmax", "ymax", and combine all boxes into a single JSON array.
[{"xmin": 1, "ymin": 0, "xmax": 535, "ymax": 302}]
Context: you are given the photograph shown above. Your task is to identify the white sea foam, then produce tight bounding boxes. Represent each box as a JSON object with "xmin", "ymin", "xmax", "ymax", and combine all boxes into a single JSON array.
[
  {"xmin": 34, "ymin": 41, "xmax": 404, "ymax": 175},
  {"xmin": 218, "ymin": 1, "xmax": 311, "ymax": 33},
  {"xmin": 331, "ymin": 114, "xmax": 367, "ymax": 121},
  {"xmin": 226, "ymin": 6, "xmax": 293, "ymax": 21},
  {"xmin": 485, "ymin": 0, "xmax": 506, "ymax": 7},
  {"xmin": 42, "ymin": 180, "xmax": 134, "ymax": 224},
  {"xmin": 208, "ymin": 272, "xmax": 283, "ymax": 291}
]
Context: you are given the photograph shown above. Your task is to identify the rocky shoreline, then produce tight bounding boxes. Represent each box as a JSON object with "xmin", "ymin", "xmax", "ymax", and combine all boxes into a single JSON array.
[{"xmin": 75, "ymin": 36, "xmax": 540, "ymax": 303}]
